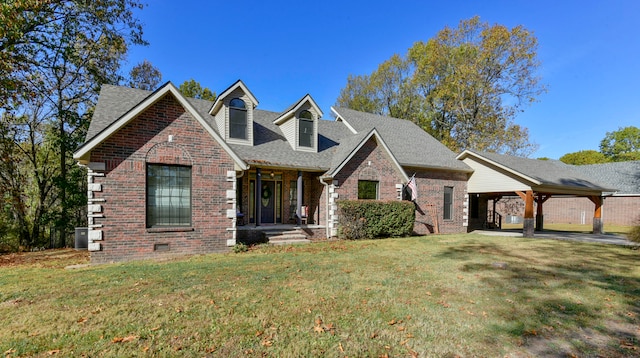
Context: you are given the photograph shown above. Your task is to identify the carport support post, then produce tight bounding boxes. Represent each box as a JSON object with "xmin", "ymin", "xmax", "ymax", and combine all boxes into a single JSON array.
[
  {"xmin": 589, "ymin": 196, "xmax": 603, "ymax": 234},
  {"xmin": 523, "ymin": 190, "xmax": 535, "ymax": 237}
]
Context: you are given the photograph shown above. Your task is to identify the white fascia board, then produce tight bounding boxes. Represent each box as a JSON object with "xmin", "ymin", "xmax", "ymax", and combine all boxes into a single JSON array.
[
  {"xmin": 330, "ymin": 107, "xmax": 358, "ymax": 134},
  {"xmin": 209, "ymin": 79, "xmax": 259, "ymax": 115},
  {"xmin": 73, "ymin": 82, "xmax": 248, "ymax": 170},
  {"xmin": 456, "ymin": 150, "xmax": 542, "ymax": 186},
  {"xmin": 327, "ymin": 128, "xmax": 409, "ymax": 182},
  {"xmin": 273, "ymin": 94, "xmax": 324, "ymax": 125}
]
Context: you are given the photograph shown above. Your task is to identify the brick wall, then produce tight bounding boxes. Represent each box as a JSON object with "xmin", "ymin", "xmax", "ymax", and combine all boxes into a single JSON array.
[
  {"xmin": 333, "ymin": 136, "xmax": 404, "ymax": 202},
  {"xmin": 543, "ymin": 196, "xmax": 639, "ymax": 226},
  {"xmin": 410, "ymin": 168, "xmax": 469, "ymax": 235},
  {"xmin": 493, "ymin": 195, "xmax": 639, "ymax": 226},
  {"xmin": 331, "ymin": 136, "xmax": 468, "ymax": 236},
  {"xmin": 88, "ymin": 93, "xmax": 236, "ymax": 263}
]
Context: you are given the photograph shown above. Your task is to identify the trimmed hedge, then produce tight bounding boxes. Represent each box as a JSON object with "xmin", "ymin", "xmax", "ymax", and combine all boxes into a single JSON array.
[{"xmin": 337, "ymin": 200, "xmax": 415, "ymax": 240}]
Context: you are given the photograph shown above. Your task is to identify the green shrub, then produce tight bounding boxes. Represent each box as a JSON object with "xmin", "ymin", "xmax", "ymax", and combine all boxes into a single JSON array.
[
  {"xmin": 628, "ymin": 216, "xmax": 640, "ymax": 243},
  {"xmin": 233, "ymin": 242, "xmax": 248, "ymax": 253},
  {"xmin": 337, "ymin": 200, "xmax": 415, "ymax": 240}
]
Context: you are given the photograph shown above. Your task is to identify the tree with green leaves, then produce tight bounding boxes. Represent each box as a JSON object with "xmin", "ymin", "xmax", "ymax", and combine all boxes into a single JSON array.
[
  {"xmin": 179, "ymin": 79, "xmax": 217, "ymax": 101},
  {"xmin": 559, "ymin": 150, "xmax": 609, "ymax": 165},
  {"xmin": 128, "ymin": 60, "xmax": 162, "ymax": 91},
  {"xmin": 599, "ymin": 126, "xmax": 640, "ymax": 162},
  {"xmin": 0, "ymin": 0, "xmax": 146, "ymax": 248},
  {"xmin": 337, "ymin": 16, "xmax": 546, "ymax": 156}
]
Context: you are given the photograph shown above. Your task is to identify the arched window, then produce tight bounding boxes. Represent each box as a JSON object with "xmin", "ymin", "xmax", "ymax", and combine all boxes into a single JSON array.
[
  {"xmin": 229, "ymin": 98, "xmax": 247, "ymax": 139},
  {"xmin": 298, "ymin": 110, "xmax": 313, "ymax": 147}
]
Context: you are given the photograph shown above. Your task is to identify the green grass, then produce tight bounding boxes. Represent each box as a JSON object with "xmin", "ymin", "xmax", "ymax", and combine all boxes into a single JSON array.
[{"xmin": 1, "ymin": 234, "xmax": 639, "ymax": 357}]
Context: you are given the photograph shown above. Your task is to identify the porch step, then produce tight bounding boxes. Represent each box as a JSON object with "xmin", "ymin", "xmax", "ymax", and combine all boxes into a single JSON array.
[{"xmin": 262, "ymin": 229, "xmax": 311, "ymax": 245}]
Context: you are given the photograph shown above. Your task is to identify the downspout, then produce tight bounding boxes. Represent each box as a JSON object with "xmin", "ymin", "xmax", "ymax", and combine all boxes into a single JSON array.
[{"xmin": 319, "ymin": 176, "xmax": 330, "ymax": 239}]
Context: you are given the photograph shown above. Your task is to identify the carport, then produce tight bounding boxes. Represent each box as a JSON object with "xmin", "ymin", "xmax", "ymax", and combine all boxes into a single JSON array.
[{"xmin": 457, "ymin": 150, "xmax": 618, "ymax": 237}]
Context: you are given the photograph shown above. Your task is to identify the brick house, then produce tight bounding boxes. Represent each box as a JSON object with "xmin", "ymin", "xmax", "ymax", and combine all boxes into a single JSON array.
[{"xmin": 73, "ymin": 81, "xmax": 472, "ymax": 263}]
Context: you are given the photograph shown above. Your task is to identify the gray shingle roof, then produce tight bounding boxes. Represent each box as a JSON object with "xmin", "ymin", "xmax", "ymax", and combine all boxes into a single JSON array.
[
  {"xmin": 86, "ymin": 85, "xmax": 152, "ymax": 140},
  {"xmin": 332, "ymin": 107, "xmax": 471, "ymax": 171},
  {"xmin": 575, "ymin": 161, "xmax": 640, "ymax": 194},
  {"xmin": 471, "ymin": 150, "xmax": 615, "ymax": 191},
  {"xmin": 82, "ymin": 84, "xmax": 470, "ymax": 175}
]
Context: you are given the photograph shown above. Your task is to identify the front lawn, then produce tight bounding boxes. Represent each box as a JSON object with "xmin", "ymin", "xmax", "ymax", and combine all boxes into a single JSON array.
[{"xmin": 1, "ymin": 234, "xmax": 638, "ymax": 357}]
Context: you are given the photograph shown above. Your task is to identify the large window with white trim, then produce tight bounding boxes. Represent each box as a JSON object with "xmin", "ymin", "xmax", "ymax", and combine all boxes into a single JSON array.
[
  {"xmin": 229, "ymin": 98, "xmax": 247, "ymax": 140},
  {"xmin": 146, "ymin": 164, "xmax": 192, "ymax": 227}
]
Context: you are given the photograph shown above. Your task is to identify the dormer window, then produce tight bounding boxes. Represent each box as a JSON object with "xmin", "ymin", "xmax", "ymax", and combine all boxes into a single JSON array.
[
  {"xmin": 298, "ymin": 110, "xmax": 314, "ymax": 148},
  {"xmin": 229, "ymin": 98, "xmax": 247, "ymax": 140}
]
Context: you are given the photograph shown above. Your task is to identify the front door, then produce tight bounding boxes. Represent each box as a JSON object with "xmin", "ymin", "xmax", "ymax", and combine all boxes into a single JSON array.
[{"xmin": 260, "ymin": 181, "xmax": 275, "ymax": 223}]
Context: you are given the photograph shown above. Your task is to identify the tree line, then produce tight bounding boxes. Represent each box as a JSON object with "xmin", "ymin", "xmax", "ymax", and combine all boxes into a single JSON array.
[
  {"xmin": 557, "ymin": 126, "xmax": 640, "ymax": 164},
  {"xmin": 0, "ymin": 1, "xmax": 216, "ymax": 251}
]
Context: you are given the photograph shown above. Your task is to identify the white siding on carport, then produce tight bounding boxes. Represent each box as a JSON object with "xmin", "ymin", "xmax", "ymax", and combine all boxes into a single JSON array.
[{"xmin": 463, "ymin": 157, "xmax": 531, "ymax": 193}]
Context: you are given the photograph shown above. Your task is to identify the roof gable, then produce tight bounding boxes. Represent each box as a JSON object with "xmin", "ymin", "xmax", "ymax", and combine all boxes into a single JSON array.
[
  {"xmin": 323, "ymin": 128, "xmax": 409, "ymax": 182},
  {"xmin": 273, "ymin": 94, "xmax": 323, "ymax": 125},
  {"xmin": 73, "ymin": 82, "xmax": 248, "ymax": 170},
  {"xmin": 209, "ymin": 79, "xmax": 258, "ymax": 115}
]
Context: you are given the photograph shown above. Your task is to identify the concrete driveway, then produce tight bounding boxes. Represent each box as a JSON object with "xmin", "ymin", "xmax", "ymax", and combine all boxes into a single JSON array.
[{"xmin": 472, "ymin": 229, "xmax": 638, "ymax": 246}]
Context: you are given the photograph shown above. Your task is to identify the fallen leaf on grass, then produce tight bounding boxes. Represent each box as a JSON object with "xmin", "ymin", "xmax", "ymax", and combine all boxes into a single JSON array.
[
  {"xmin": 620, "ymin": 339, "xmax": 638, "ymax": 350},
  {"xmin": 261, "ymin": 339, "xmax": 273, "ymax": 347},
  {"xmin": 112, "ymin": 335, "xmax": 138, "ymax": 343},
  {"xmin": 397, "ymin": 326, "xmax": 405, "ymax": 332},
  {"xmin": 77, "ymin": 317, "xmax": 88, "ymax": 324},
  {"xmin": 338, "ymin": 342, "xmax": 344, "ymax": 353},
  {"xmin": 370, "ymin": 332, "xmax": 378, "ymax": 339},
  {"xmin": 437, "ymin": 301, "xmax": 451, "ymax": 308},
  {"xmin": 4, "ymin": 348, "xmax": 16, "ymax": 355},
  {"xmin": 314, "ymin": 325, "xmax": 325, "ymax": 333},
  {"xmin": 47, "ymin": 350, "xmax": 60, "ymax": 355},
  {"xmin": 150, "ymin": 326, "xmax": 161, "ymax": 331}
]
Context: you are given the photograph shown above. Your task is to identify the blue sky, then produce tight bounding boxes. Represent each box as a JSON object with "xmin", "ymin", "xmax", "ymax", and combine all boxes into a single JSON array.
[{"xmin": 124, "ymin": 0, "xmax": 640, "ymax": 160}]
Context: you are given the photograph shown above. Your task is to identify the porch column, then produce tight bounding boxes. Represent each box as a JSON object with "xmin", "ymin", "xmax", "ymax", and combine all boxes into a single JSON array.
[
  {"xmin": 255, "ymin": 168, "xmax": 262, "ymax": 226},
  {"xmin": 589, "ymin": 196, "xmax": 603, "ymax": 234},
  {"xmin": 517, "ymin": 190, "xmax": 535, "ymax": 237},
  {"xmin": 296, "ymin": 170, "xmax": 303, "ymax": 225}
]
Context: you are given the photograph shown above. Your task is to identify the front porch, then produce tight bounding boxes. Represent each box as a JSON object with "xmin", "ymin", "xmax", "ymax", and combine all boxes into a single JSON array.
[{"xmin": 236, "ymin": 224, "xmax": 327, "ymax": 245}]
